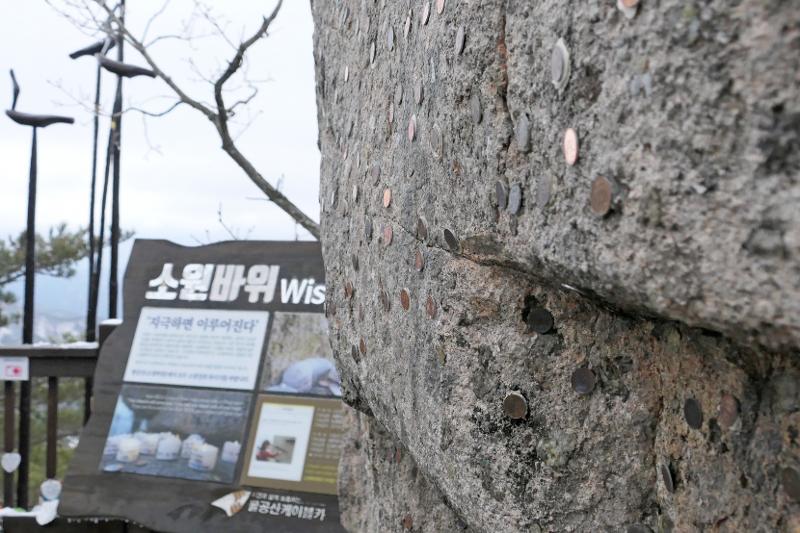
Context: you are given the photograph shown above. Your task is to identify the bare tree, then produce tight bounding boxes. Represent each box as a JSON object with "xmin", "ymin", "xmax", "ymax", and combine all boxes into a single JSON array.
[{"xmin": 49, "ymin": 0, "xmax": 320, "ymax": 239}]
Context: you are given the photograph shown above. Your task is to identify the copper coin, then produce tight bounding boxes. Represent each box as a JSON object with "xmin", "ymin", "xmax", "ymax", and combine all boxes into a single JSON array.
[
  {"xmin": 436, "ymin": 0, "xmax": 445, "ymax": 14},
  {"xmin": 402, "ymin": 514, "xmax": 414, "ymax": 530},
  {"xmin": 408, "ymin": 115, "xmax": 417, "ymax": 142},
  {"xmin": 683, "ymin": 398, "xmax": 703, "ymax": 430},
  {"xmin": 400, "ymin": 289, "xmax": 410, "ymax": 310},
  {"xmin": 383, "ymin": 225, "xmax": 393, "ymax": 246},
  {"xmin": 563, "ymin": 128, "xmax": 579, "ymax": 166},
  {"xmin": 590, "ymin": 176, "xmax": 614, "ymax": 216},
  {"xmin": 526, "ymin": 307, "xmax": 554, "ymax": 334},
  {"xmin": 621, "ymin": 0, "xmax": 639, "ymax": 7},
  {"xmin": 660, "ymin": 463, "xmax": 675, "ymax": 493},
  {"xmin": 426, "ymin": 296, "xmax": 437, "ymax": 319},
  {"xmin": 496, "ymin": 181, "xmax": 508, "ymax": 209},
  {"xmin": 571, "ymin": 367, "xmax": 596, "ymax": 395},
  {"xmin": 717, "ymin": 393, "xmax": 739, "ymax": 429},
  {"xmin": 421, "ymin": 2, "xmax": 430, "ymax": 25},
  {"xmin": 417, "ymin": 217, "xmax": 428, "ymax": 240},
  {"xmin": 443, "ymin": 228, "xmax": 460, "ymax": 252},
  {"xmin": 455, "ymin": 26, "xmax": 465, "ymax": 55},
  {"xmin": 365, "ymin": 218, "xmax": 373, "ymax": 240},
  {"xmin": 414, "ymin": 81, "xmax": 424, "ymax": 105},
  {"xmin": 359, "ymin": 338, "xmax": 367, "ymax": 356},
  {"xmin": 383, "ymin": 188, "xmax": 392, "ymax": 208},
  {"xmin": 507, "ymin": 183, "xmax": 523, "ymax": 214},
  {"xmin": 470, "ymin": 92, "xmax": 482, "ymax": 124},
  {"xmin": 503, "ymin": 391, "xmax": 528, "ymax": 420},
  {"xmin": 344, "ymin": 280, "xmax": 354, "ymax": 299},
  {"xmin": 380, "ymin": 290, "xmax": 390, "ymax": 312},
  {"xmin": 414, "ymin": 249, "xmax": 425, "ymax": 271},
  {"xmin": 782, "ymin": 467, "xmax": 800, "ymax": 501}
]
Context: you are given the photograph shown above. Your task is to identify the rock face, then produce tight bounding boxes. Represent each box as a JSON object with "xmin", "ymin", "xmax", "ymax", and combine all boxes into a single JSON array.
[{"xmin": 311, "ymin": 0, "xmax": 799, "ymax": 531}]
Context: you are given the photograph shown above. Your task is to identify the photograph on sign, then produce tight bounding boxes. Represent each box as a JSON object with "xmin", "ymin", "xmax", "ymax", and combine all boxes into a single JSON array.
[
  {"xmin": 124, "ymin": 307, "xmax": 269, "ymax": 390},
  {"xmin": 99, "ymin": 384, "xmax": 251, "ymax": 483},
  {"xmin": 260, "ymin": 312, "xmax": 340, "ymax": 397},
  {"xmin": 246, "ymin": 402, "xmax": 314, "ymax": 482},
  {"xmin": 240, "ymin": 395, "xmax": 347, "ymax": 495}
]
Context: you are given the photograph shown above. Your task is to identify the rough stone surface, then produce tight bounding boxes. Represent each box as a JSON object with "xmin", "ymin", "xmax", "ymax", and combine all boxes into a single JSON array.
[
  {"xmin": 338, "ymin": 410, "xmax": 471, "ymax": 533},
  {"xmin": 311, "ymin": 0, "xmax": 799, "ymax": 531},
  {"xmin": 312, "ymin": 0, "xmax": 799, "ymax": 352}
]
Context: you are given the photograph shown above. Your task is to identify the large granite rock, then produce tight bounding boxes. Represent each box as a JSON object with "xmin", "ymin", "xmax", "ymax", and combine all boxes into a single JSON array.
[{"xmin": 311, "ymin": 0, "xmax": 799, "ymax": 530}]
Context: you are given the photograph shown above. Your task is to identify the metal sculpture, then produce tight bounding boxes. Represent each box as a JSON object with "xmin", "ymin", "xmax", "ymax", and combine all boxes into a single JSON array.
[
  {"xmin": 69, "ymin": 37, "xmax": 115, "ymax": 344},
  {"xmin": 5, "ymin": 69, "xmax": 74, "ymax": 509}
]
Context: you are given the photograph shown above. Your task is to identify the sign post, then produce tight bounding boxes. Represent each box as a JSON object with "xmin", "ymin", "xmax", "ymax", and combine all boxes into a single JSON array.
[{"xmin": 60, "ymin": 239, "xmax": 346, "ymax": 532}]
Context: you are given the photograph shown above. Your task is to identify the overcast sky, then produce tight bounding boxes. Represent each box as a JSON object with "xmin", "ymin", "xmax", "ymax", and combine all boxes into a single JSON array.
[{"xmin": 0, "ymin": 1, "xmax": 320, "ymax": 244}]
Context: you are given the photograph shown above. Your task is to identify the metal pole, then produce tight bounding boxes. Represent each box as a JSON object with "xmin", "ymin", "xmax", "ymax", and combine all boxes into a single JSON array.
[
  {"xmin": 85, "ymin": 62, "xmax": 102, "ymax": 343},
  {"xmin": 109, "ymin": 0, "xmax": 125, "ymax": 319},
  {"xmin": 17, "ymin": 127, "xmax": 37, "ymax": 508}
]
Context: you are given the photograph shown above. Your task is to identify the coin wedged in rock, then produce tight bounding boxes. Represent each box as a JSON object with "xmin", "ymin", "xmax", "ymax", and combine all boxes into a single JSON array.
[
  {"xmin": 455, "ymin": 26, "xmax": 465, "ymax": 55},
  {"xmin": 563, "ymin": 128, "xmax": 579, "ymax": 166},
  {"xmin": 359, "ymin": 338, "xmax": 367, "ymax": 355},
  {"xmin": 683, "ymin": 398, "xmax": 703, "ymax": 430},
  {"xmin": 503, "ymin": 391, "xmax": 528, "ymax": 420},
  {"xmin": 590, "ymin": 176, "xmax": 615, "ymax": 217},
  {"xmin": 400, "ymin": 289, "xmax": 411, "ymax": 310},
  {"xmin": 495, "ymin": 181, "xmax": 508, "ymax": 210},
  {"xmin": 443, "ymin": 228, "xmax": 460, "ymax": 252},
  {"xmin": 717, "ymin": 393, "xmax": 739, "ymax": 429},
  {"xmin": 507, "ymin": 183, "xmax": 523, "ymax": 215},
  {"xmin": 660, "ymin": 463, "xmax": 675, "ymax": 493},
  {"xmin": 551, "ymin": 38, "xmax": 571, "ymax": 90},
  {"xmin": 526, "ymin": 307, "xmax": 554, "ymax": 334},
  {"xmin": 426, "ymin": 296, "xmax": 437, "ymax": 319},
  {"xmin": 415, "ymin": 249, "xmax": 425, "ymax": 271},
  {"xmin": 571, "ymin": 367, "xmax": 596, "ymax": 395},
  {"xmin": 417, "ymin": 216, "xmax": 429, "ymax": 240},
  {"xmin": 383, "ymin": 225, "xmax": 393, "ymax": 246}
]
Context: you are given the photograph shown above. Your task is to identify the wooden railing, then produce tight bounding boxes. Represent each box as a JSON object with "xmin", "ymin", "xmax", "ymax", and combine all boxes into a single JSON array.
[{"xmin": 0, "ymin": 322, "xmax": 116, "ymax": 509}]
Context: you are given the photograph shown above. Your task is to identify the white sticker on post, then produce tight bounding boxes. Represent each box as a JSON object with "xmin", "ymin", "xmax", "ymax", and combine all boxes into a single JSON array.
[{"xmin": 0, "ymin": 357, "xmax": 29, "ymax": 381}]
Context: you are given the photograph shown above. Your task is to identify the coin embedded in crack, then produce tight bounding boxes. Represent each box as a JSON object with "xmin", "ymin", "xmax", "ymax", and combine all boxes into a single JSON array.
[
  {"xmin": 365, "ymin": 218, "xmax": 373, "ymax": 240},
  {"xmin": 443, "ymin": 228, "xmax": 460, "ymax": 252},
  {"xmin": 590, "ymin": 176, "xmax": 615, "ymax": 217},
  {"xmin": 526, "ymin": 307, "xmax": 554, "ymax": 334},
  {"xmin": 661, "ymin": 463, "xmax": 675, "ymax": 493},
  {"xmin": 455, "ymin": 26, "xmax": 465, "ymax": 55},
  {"xmin": 717, "ymin": 393, "xmax": 739, "ymax": 429},
  {"xmin": 383, "ymin": 188, "xmax": 392, "ymax": 208},
  {"xmin": 417, "ymin": 217, "xmax": 429, "ymax": 240},
  {"xmin": 383, "ymin": 225, "xmax": 393, "ymax": 246},
  {"xmin": 496, "ymin": 181, "xmax": 508, "ymax": 210},
  {"xmin": 507, "ymin": 183, "xmax": 523, "ymax": 215},
  {"xmin": 426, "ymin": 296, "xmax": 437, "ymax": 319},
  {"xmin": 571, "ymin": 367, "xmax": 596, "ymax": 395},
  {"xmin": 400, "ymin": 289, "xmax": 410, "ymax": 310},
  {"xmin": 415, "ymin": 249, "xmax": 425, "ymax": 272},
  {"xmin": 563, "ymin": 128, "xmax": 579, "ymax": 166},
  {"xmin": 503, "ymin": 391, "xmax": 528, "ymax": 420},
  {"xmin": 683, "ymin": 398, "xmax": 703, "ymax": 430},
  {"xmin": 359, "ymin": 338, "xmax": 367, "ymax": 356}
]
